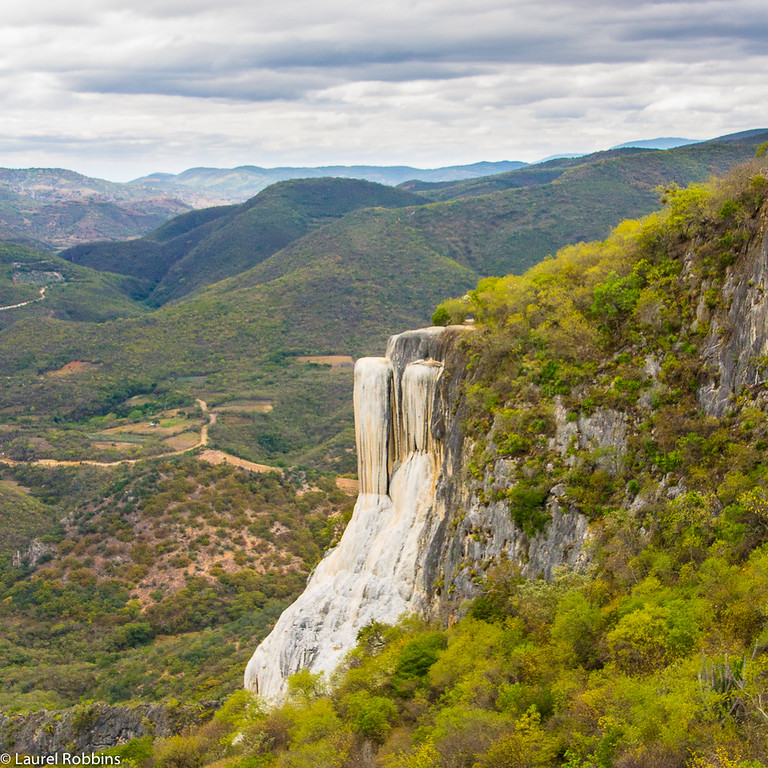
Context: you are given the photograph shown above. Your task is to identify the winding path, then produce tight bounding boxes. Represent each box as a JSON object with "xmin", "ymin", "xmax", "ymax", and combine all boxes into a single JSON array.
[
  {"xmin": 0, "ymin": 297, "xmax": 282, "ymax": 475},
  {"xmin": 0, "ymin": 398, "xmax": 281, "ymax": 474},
  {"xmin": 0, "ymin": 286, "xmax": 47, "ymax": 312}
]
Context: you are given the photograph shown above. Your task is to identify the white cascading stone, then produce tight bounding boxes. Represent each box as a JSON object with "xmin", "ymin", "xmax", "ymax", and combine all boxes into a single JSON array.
[
  {"xmin": 244, "ymin": 335, "xmax": 447, "ymax": 702},
  {"xmin": 401, "ymin": 360, "xmax": 442, "ymax": 456},
  {"xmin": 353, "ymin": 357, "xmax": 392, "ymax": 495}
]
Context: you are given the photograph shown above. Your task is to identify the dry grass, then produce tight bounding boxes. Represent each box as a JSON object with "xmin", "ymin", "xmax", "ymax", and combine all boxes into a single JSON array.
[
  {"xmin": 335, "ymin": 477, "xmax": 359, "ymax": 495},
  {"xmin": 197, "ymin": 448, "xmax": 283, "ymax": 475},
  {"xmin": 46, "ymin": 360, "xmax": 99, "ymax": 376},
  {"xmin": 163, "ymin": 432, "xmax": 201, "ymax": 450},
  {"xmin": 215, "ymin": 400, "xmax": 274, "ymax": 413},
  {"xmin": 296, "ymin": 355, "xmax": 354, "ymax": 367}
]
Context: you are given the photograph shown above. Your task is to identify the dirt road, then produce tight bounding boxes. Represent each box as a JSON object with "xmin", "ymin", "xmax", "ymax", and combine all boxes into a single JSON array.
[
  {"xmin": 0, "ymin": 286, "xmax": 47, "ymax": 312},
  {"xmin": 0, "ymin": 399, "xmax": 280, "ymax": 474}
]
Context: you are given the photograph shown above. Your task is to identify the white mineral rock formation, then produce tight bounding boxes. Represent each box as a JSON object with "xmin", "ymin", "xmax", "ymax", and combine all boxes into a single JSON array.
[{"xmin": 244, "ymin": 328, "xmax": 447, "ymax": 701}]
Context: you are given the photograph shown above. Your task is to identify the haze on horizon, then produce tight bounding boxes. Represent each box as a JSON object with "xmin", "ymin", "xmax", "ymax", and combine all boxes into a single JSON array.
[{"xmin": 1, "ymin": 0, "xmax": 766, "ymax": 182}]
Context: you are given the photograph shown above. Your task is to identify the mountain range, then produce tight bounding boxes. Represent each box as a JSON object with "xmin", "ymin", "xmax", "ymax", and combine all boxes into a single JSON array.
[
  {"xmin": 0, "ymin": 127, "xmax": 764, "ymax": 477},
  {"xmin": 0, "ymin": 161, "xmax": 526, "ymax": 249},
  {"xmin": 129, "ymin": 160, "xmax": 529, "ymax": 206},
  {"xmin": 0, "ymin": 129, "xmax": 761, "ymax": 252},
  {"xmin": 60, "ymin": 129, "xmax": 768, "ymax": 309}
]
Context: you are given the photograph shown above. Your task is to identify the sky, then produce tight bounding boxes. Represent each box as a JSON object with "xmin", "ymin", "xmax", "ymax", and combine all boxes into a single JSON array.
[{"xmin": 1, "ymin": 0, "xmax": 766, "ymax": 181}]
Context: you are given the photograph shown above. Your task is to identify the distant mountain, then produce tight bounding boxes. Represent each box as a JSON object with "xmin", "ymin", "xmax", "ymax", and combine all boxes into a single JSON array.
[
  {"xmin": 0, "ymin": 167, "xmax": 164, "ymax": 204},
  {"xmin": 129, "ymin": 161, "xmax": 528, "ymax": 206},
  {"xmin": 60, "ymin": 130, "xmax": 768, "ymax": 314},
  {"xmin": 0, "ymin": 168, "xmax": 191, "ymax": 250},
  {"xmin": 398, "ymin": 147, "xmax": 651, "ymax": 197},
  {"xmin": 610, "ymin": 128, "xmax": 768, "ymax": 151},
  {"xmin": 533, "ymin": 153, "xmax": 585, "ymax": 162},
  {"xmin": 611, "ymin": 137, "xmax": 697, "ymax": 150}
]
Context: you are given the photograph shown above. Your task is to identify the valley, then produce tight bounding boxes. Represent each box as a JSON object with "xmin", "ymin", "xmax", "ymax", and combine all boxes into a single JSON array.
[
  {"xmin": 2, "ymin": 132, "xmax": 768, "ymax": 765},
  {"xmin": 2, "ymin": 132, "xmax": 766, "ymax": 477},
  {"xmin": 0, "ymin": 397, "xmax": 283, "ymax": 472}
]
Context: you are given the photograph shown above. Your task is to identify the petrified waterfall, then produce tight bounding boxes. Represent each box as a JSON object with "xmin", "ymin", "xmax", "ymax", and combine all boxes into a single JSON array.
[
  {"xmin": 244, "ymin": 328, "xmax": 447, "ymax": 701},
  {"xmin": 354, "ymin": 357, "xmax": 392, "ymax": 495}
]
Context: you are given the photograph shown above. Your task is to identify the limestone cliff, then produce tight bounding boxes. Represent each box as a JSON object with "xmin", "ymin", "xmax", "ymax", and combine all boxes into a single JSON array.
[
  {"xmin": 244, "ymin": 326, "xmax": 594, "ymax": 700},
  {"xmin": 244, "ymin": 328, "xmax": 458, "ymax": 700},
  {"xmin": 0, "ymin": 702, "xmax": 213, "ymax": 755},
  {"xmin": 699, "ymin": 212, "xmax": 768, "ymax": 415}
]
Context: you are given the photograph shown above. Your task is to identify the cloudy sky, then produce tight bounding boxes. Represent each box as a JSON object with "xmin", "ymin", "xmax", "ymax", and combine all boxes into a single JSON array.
[{"xmin": 1, "ymin": 0, "xmax": 766, "ymax": 180}]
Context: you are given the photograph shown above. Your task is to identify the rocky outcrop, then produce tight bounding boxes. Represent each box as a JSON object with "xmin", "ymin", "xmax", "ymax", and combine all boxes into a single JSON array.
[
  {"xmin": 244, "ymin": 325, "xmax": 595, "ymax": 700},
  {"xmin": 551, "ymin": 396, "xmax": 627, "ymax": 470},
  {"xmin": 439, "ymin": 480, "xmax": 590, "ymax": 599},
  {"xmin": 0, "ymin": 702, "xmax": 214, "ymax": 755},
  {"xmin": 12, "ymin": 538, "xmax": 54, "ymax": 568},
  {"xmin": 244, "ymin": 327, "xmax": 461, "ymax": 701},
  {"xmin": 699, "ymin": 210, "xmax": 768, "ymax": 415}
]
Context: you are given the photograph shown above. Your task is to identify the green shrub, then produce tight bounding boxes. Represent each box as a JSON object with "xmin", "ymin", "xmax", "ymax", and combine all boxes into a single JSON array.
[
  {"xmin": 345, "ymin": 691, "xmax": 398, "ymax": 742},
  {"xmin": 154, "ymin": 735, "xmax": 203, "ymax": 768}
]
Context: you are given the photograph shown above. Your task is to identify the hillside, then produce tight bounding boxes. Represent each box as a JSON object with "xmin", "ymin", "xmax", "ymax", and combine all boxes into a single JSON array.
[
  {"xmin": 0, "ymin": 162, "xmax": 530, "ymax": 250},
  {"xmin": 129, "ymin": 161, "xmax": 529, "ymax": 205},
  {"xmin": 62, "ymin": 178, "xmax": 426, "ymax": 305},
  {"xmin": 398, "ymin": 147, "xmax": 651, "ymax": 197},
  {"xmin": 3, "ymin": 158, "xmax": 768, "ymax": 766},
  {"xmin": 0, "ymin": 132, "xmax": 763, "ymax": 253},
  {"xmin": 0, "ymin": 199, "xmax": 475, "ymax": 470},
  {"xmin": 403, "ymin": 130, "xmax": 768, "ymax": 203},
  {"xmin": 0, "ymin": 242, "xmax": 148, "ymax": 329},
  {"xmin": 0, "ymin": 168, "xmax": 191, "ymax": 250},
  {"xmin": 0, "ymin": 458, "xmax": 356, "ymax": 712}
]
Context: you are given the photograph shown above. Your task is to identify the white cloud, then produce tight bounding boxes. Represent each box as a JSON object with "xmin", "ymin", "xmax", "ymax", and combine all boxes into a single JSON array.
[{"xmin": 0, "ymin": 0, "xmax": 765, "ymax": 179}]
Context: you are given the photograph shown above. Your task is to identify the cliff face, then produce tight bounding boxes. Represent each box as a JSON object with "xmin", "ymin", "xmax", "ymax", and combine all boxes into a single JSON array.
[
  {"xmin": 245, "ymin": 202, "xmax": 768, "ymax": 699},
  {"xmin": 699, "ymin": 214, "xmax": 768, "ymax": 415},
  {"xmin": 0, "ymin": 702, "xmax": 213, "ymax": 755},
  {"xmin": 244, "ymin": 328, "xmax": 459, "ymax": 700},
  {"xmin": 244, "ymin": 326, "xmax": 596, "ymax": 700}
]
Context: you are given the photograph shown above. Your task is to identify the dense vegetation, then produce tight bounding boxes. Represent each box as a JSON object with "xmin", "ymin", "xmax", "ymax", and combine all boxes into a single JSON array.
[
  {"xmin": 4, "ymin": 140, "xmax": 768, "ymax": 766},
  {"xmin": 0, "ymin": 457, "xmax": 354, "ymax": 711},
  {"xmin": 0, "ymin": 242, "xmax": 148, "ymax": 329},
  {"xmin": 94, "ymin": 160, "xmax": 768, "ymax": 767},
  {"xmin": 63, "ymin": 178, "xmax": 426, "ymax": 305}
]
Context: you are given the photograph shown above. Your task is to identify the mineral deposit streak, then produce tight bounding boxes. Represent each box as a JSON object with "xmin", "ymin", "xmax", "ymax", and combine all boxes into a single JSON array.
[{"xmin": 244, "ymin": 328, "xmax": 447, "ymax": 701}]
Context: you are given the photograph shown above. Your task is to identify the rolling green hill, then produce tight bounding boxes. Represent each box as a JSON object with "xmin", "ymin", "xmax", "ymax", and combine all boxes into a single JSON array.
[
  {"xmin": 405, "ymin": 128, "xmax": 768, "ymax": 202},
  {"xmin": 62, "ymin": 178, "xmax": 426, "ymax": 305},
  {"xmin": 2, "ymin": 132, "xmax": 768, "ymax": 472},
  {"xmin": 0, "ymin": 203, "xmax": 476, "ymax": 468},
  {"xmin": 0, "ymin": 242, "xmax": 148, "ymax": 330}
]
